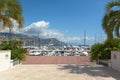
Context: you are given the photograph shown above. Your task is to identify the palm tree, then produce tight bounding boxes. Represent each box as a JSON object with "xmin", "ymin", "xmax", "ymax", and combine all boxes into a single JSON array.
[
  {"xmin": 0, "ymin": 0, "xmax": 26, "ymax": 63},
  {"xmin": 102, "ymin": 0, "xmax": 120, "ymax": 39},
  {"xmin": 0, "ymin": 0, "xmax": 24, "ymax": 32}
]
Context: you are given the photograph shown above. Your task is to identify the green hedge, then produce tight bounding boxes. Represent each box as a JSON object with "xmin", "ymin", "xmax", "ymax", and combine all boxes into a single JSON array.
[
  {"xmin": 90, "ymin": 38, "xmax": 120, "ymax": 61},
  {"xmin": 0, "ymin": 38, "xmax": 27, "ymax": 62}
]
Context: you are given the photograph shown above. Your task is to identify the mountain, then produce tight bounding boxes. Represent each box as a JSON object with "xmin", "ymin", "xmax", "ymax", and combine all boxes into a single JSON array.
[{"xmin": 0, "ymin": 32, "xmax": 66, "ymax": 47}]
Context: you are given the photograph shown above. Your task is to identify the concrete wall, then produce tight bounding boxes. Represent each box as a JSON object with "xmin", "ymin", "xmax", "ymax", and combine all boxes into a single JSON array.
[
  {"xmin": 0, "ymin": 50, "xmax": 11, "ymax": 71},
  {"xmin": 111, "ymin": 51, "xmax": 120, "ymax": 72}
]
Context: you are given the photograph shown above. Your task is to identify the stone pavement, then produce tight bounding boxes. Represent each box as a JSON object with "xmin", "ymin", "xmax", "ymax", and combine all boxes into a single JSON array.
[
  {"xmin": 0, "ymin": 64, "xmax": 120, "ymax": 80},
  {"xmin": 22, "ymin": 56, "xmax": 95, "ymax": 64}
]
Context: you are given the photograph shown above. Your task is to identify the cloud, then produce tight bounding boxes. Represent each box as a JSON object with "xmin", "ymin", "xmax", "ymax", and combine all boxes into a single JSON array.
[
  {"xmin": 0, "ymin": 20, "xmax": 96, "ymax": 44},
  {"xmin": 0, "ymin": 18, "xmax": 19, "ymax": 32},
  {"xmin": 20, "ymin": 21, "xmax": 97, "ymax": 44},
  {"xmin": 21, "ymin": 21, "xmax": 57, "ymax": 37},
  {"xmin": 39, "ymin": 29, "xmax": 64, "ymax": 38},
  {"xmin": 28, "ymin": 21, "xmax": 49, "ymax": 28},
  {"xmin": 21, "ymin": 21, "xmax": 49, "ymax": 32},
  {"xmin": 21, "ymin": 21, "xmax": 82, "ymax": 43},
  {"xmin": 60, "ymin": 37, "xmax": 81, "ymax": 42}
]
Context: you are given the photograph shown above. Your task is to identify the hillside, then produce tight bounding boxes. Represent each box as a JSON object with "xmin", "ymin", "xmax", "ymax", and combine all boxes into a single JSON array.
[{"xmin": 0, "ymin": 32, "xmax": 66, "ymax": 47}]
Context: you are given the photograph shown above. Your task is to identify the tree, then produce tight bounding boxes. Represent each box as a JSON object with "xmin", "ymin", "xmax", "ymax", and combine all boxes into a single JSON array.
[
  {"xmin": 102, "ymin": 0, "xmax": 120, "ymax": 39},
  {"xmin": 90, "ymin": 38, "xmax": 120, "ymax": 61},
  {"xmin": 90, "ymin": 43, "xmax": 104, "ymax": 61},
  {"xmin": 0, "ymin": 0, "xmax": 24, "ymax": 32},
  {"xmin": 0, "ymin": 38, "xmax": 27, "ymax": 63},
  {"xmin": 0, "ymin": 0, "xmax": 26, "ymax": 63},
  {"xmin": 11, "ymin": 48, "xmax": 27, "ymax": 63}
]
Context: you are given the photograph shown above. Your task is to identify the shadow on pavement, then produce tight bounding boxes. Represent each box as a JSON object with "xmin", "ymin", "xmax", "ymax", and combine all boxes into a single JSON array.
[{"xmin": 58, "ymin": 64, "xmax": 120, "ymax": 80}]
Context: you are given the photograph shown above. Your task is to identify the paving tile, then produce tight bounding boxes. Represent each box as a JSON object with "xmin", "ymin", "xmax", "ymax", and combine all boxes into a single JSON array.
[{"xmin": 0, "ymin": 65, "xmax": 120, "ymax": 80}]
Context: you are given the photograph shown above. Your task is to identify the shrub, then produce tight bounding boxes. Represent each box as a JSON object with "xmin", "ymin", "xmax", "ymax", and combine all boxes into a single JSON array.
[
  {"xmin": 90, "ymin": 38, "xmax": 120, "ymax": 61},
  {"xmin": 90, "ymin": 43, "xmax": 104, "ymax": 61},
  {"xmin": 0, "ymin": 38, "xmax": 27, "ymax": 62},
  {"xmin": 11, "ymin": 48, "xmax": 27, "ymax": 62}
]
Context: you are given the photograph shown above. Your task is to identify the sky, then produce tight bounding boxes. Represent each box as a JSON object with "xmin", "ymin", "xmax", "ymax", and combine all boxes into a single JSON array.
[{"xmin": 1, "ymin": 0, "xmax": 110, "ymax": 45}]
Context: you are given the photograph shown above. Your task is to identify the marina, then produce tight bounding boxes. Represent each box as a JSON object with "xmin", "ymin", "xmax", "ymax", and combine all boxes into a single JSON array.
[
  {"xmin": 25, "ymin": 45, "xmax": 90, "ymax": 56},
  {"xmin": 0, "ymin": 0, "xmax": 120, "ymax": 80}
]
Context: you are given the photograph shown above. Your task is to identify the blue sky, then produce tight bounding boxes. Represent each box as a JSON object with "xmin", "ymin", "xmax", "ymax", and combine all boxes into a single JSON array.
[{"xmin": 18, "ymin": 0, "xmax": 109, "ymax": 45}]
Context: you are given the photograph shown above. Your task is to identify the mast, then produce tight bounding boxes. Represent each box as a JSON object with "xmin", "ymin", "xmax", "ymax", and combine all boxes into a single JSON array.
[
  {"xmin": 84, "ymin": 30, "xmax": 86, "ymax": 47},
  {"xmin": 100, "ymin": 34, "xmax": 103, "ymax": 43},
  {"xmin": 95, "ymin": 34, "xmax": 96, "ymax": 44}
]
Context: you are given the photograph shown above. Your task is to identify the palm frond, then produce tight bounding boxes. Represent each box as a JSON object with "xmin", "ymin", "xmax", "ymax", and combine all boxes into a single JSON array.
[
  {"xmin": 115, "ymin": 19, "xmax": 120, "ymax": 37},
  {"xmin": 106, "ymin": 0, "xmax": 120, "ymax": 13},
  {"xmin": 102, "ymin": 8, "xmax": 120, "ymax": 39},
  {"xmin": 0, "ymin": 0, "xmax": 24, "ymax": 32}
]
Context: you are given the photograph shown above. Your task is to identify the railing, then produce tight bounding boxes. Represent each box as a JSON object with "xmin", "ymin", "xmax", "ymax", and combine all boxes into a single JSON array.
[
  {"xmin": 10, "ymin": 60, "xmax": 19, "ymax": 67},
  {"xmin": 97, "ymin": 60, "xmax": 110, "ymax": 66}
]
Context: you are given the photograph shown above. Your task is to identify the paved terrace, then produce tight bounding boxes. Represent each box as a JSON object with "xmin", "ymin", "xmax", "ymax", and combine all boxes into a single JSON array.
[
  {"xmin": 22, "ymin": 56, "xmax": 95, "ymax": 64},
  {"xmin": 0, "ymin": 56, "xmax": 120, "ymax": 80},
  {"xmin": 0, "ymin": 64, "xmax": 120, "ymax": 80}
]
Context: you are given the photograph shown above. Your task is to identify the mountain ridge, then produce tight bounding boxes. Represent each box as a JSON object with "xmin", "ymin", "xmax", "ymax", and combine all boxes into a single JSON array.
[{"xmin": 0, "ymin": 32, "xmax": 66, "ymax": 47}]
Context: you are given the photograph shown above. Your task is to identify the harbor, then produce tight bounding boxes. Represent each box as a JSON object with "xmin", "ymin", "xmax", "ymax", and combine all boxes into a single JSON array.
[{"xmin": 25, "ymin": 45, "xmax": 90, "ymax": 56}]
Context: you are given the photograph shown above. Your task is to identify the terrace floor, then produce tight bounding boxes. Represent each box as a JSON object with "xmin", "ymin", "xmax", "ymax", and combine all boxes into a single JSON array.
[
  {"xmin": 0, "ymin": 56, "xmax": 120, "ymax": 80},
  {"xmin": 22, "ymin": 56, "xmax": 95, "ymax": 64},
  {"xmin": 0, "ymin": 64, "xmax": 120, "ymax": 80}
]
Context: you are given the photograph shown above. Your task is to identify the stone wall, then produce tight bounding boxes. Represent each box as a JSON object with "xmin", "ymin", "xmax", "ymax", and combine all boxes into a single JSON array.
[
  {"xmin": 111, "ymin": 51, "xmax": 120, "ymax": 72},
  {"xmin": 0, "ymin": 50, "xmax": 11, "ymax": 71}
]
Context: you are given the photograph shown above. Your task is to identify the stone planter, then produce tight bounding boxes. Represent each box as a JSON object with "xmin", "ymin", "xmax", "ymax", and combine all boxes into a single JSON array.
[
  {"xmin": 0, "ymin": 50, "xmax": 11, "ymax": 71},
  {"xmin": 111, "ymin": 51, "xmax": 120, "ymax": 72}
]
